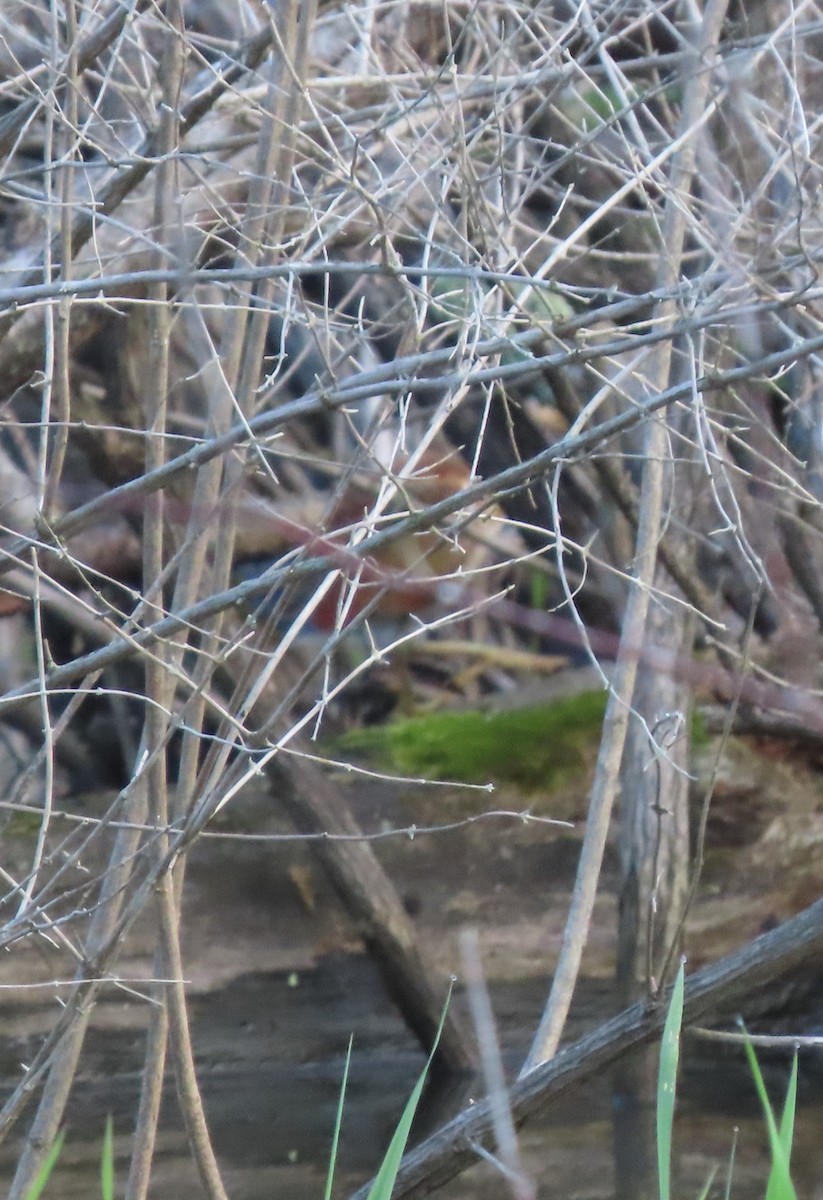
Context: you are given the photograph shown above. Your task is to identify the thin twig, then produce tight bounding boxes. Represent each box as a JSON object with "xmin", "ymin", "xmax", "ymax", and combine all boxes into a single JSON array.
[{"xmin": 521, "ymin": 0, "xmax": 733, "ymax": 1074}]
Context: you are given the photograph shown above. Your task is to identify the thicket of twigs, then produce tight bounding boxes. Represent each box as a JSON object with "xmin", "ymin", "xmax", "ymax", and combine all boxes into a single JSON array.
[{"xmin": 2, "ymin": 0, "xmax": 823, "ymax": 1196}]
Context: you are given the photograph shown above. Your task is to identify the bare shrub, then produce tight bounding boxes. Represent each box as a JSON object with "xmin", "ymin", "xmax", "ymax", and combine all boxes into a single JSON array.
[{"xmin": 1, "ymin": 0, "xmax": 823, "ymax": 1195}]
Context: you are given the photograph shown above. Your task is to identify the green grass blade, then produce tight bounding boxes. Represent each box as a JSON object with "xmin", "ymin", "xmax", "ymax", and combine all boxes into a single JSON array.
[
  {"xmin": 100, "ymin": 1115, "xmax": 114, "ymax": 1200},
  {"xmin": 657, "ymin": 959, "xmax": 685, "ymax": 1200},
  {"xmin": 777, "ymin": 1052, "xmax": 798, "ymax": 1157},
  {"xmin": 23, "ymin": 1130, "xmax": 66, "ymax": 1200},
  {"xmin": 324, "ymin": 1035, "xmax": 354, "ymax": 1200},
  {"xmin": 366, "ymin": 985, "xmax": 453, "ymax": 1200},
  {"xmin": 741, "ymin": 1029, "xmax": 797, "ymax": 1200},
  {"xmin": 695, "ymin": 1164, "xmax": 717, "ymax": 1200},
  {"xmin": 764, "ymin": 1051, "xmax": 798, "ymax": 1200},
  {"xmin": 364, "ymin": 1059, "xmax": 429, "ymax": 1200}
]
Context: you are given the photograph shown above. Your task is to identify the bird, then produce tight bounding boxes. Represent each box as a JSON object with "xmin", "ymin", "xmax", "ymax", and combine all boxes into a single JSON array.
[{"xmin": 227, "ymin": 444, "xmax": 490, "ymax": 637}]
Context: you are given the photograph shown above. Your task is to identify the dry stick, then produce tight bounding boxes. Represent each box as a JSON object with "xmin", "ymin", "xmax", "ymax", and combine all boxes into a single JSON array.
[
  {"xmin": 158, "ymin": 0, "xmax": 313, "ymax": 722},
  {"xmin": 188, "ymin": 0, "xmax": 314, "ymax": 636},
  {"xmin": 126, "ymin": 343, "xmax": 225, "ymax": 1200},
  {"xmin": 157, "ymin": 870, "xmax": 231, "ymax": 1200},
  {"xmin": 0, "ymin": 15, "xmax": 278, "ymax": 392},
  {"xmin": 5, "ymin": 8, "xmax": 170, "ymax": 1194},
  {"xmin": 131, "ymin": 6, "xmax": 318, "ymax": 1191},
  {"xmin": 0, "ymin": 259, "xmax": 814, "ymax": 328},
  {"xmin": 3, "ymin": 6, "xmax": 231, "ymax": 1195},
  {"xmin": 0, "ymin": 0, "xmax": 154, "ymax": 161},
  {"xmin": 0, "ymin": 532, "xmax": 226, "ymax": 1176},
  {"xmin": 0, "ymin": 296, "xmax": 817, "ymax": 580},
  {"xmin": 6, "ymin": 771, "xmax": 152, "ymax": 1198},
  {"xmin": 200, "ymin": 582, "xmax": 475, "ymax": 1068},
  {"xmin": 124, "ymin": 1001, "xmax": 168, "ymax": 1200},
  {"xmin": 152, "ymin": 64, "xmax": 235, "ymax": 1200},
  {"xmin": 171, "ymin": 0, "xmax": 311, "ymax": 922},
  {"xmin": 172, "ymin": 0, "xmax": 465, "ymax": 1074},
  {"xmin": 521, "ymin": 0, "xmax": 731, "ymax": 1074},
  {"xmin": 126, "ymin": 305, "xmax": 248, "ymax": 1200},
  {"xmin": 8, "ymin": 332, "xmax": 823, "ymax": 737},
  {"xmin": 6, "ymin": 4, "xmax": 496, "ymax": 1089},
  {"xmin": 10, "ymin": 46, "xmax": 178, "ymax": 1200},
  {"xmin": 14, "ymin": 0, "xmax": 68, "ymax": 922},
  {"xmin": 460, "ymin": 930, "xmax": 535, "ymax": 1200},
  {"xmin": 140, "ymin": 14, "xmax": 326, "ymax": 1198},
  {"xmin": 657, "ymin": 598, "xmax": 759, "ymax": 995},
  {"xmin": 126, "ymin": 6, "xmax": 227, "ymax": 1196},
  {"xmin": 41, "ymin": 0, "xmax": 77, "ymax": 524},
  {"xmin": 152, "ymin": 6, "xmax": 317, "ymax": 1196},
  {"xmin": 349, "ymin": 892, "xmax": 823, "ymax": 1200},
  {"xmin": 175, "ymin": 0, "xmax": 315, "ymax": 786}
]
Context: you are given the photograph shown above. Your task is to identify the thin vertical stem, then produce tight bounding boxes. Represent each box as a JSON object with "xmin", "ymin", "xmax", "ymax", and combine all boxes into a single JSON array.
[{"xmin": 521, "ymin": 0, "xmax": 732, "ymax": 1074}]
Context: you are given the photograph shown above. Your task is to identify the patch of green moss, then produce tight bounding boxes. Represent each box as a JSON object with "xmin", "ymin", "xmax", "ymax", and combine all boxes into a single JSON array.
[
  {"xmin": 4, "ymin": 811, "xmax": 45, "ymax": 837},
  {"xmin": 337, "ymin": 693, "xmax": 708, "ymax": 797},
  {"xmin": 337, "ymin": 690, "xmax": 609, "ymax": 794},
  {"xmin": 690, "ymin": 706, "xmax": 709, "ymax": 748}
]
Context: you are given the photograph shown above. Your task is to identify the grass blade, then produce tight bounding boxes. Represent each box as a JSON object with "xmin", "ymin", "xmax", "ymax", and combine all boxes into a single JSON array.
[
  {"xmin": 365, "ymin": 1059, "xmax": 431, "ymax": 1200},
  {"xmin": 695, "ymin": 1164, "xmax": 717, "ymax": 1200},
  {"xmin": 324, "ymin": 1035, "xmax": 354, "ymax": 1200},
  {"xmin": 657, "ymin": 959, "xmax": 685, "ymax": 1200},
  {"xmin": 366, "ymin": 984, "xmax": 453, "ymax": 1200},
  {"xmin": 765, "ymin": 1050, "xmax": 798, "ymax": 1200},
  {"xmin": 723, "ymin": 1126, "xmax": 738, "ymax": 1200},
  {"xmin": 741, "ymin": 1029, "xmax": 797, "ymax": 1200},
  {"xmin": 23, "ymin": 1130, "xmax": 66, "ymax": 1200},
  {"xmin": 101, "ymin": 1115, "xmax": 114, "ymax": 1200},
  {"xmin": 777, "ymin": 1053, "xmax": 798, "ymax": 1158}
]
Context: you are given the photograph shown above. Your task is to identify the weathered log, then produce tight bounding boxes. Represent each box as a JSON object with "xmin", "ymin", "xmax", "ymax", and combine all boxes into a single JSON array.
[
  {"xmin": 349, "ymin": 893, "xmax": 823, "ymax": 1200},
  {"xmin": 269, "ymin": 750, "xmax": 476, "ymax": 1074}
]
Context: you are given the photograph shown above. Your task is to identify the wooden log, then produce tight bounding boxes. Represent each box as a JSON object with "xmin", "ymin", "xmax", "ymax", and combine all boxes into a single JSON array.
[
  {"xmin": 268, "ymin": 751, "xmax": 476, "ymax": 1074},
  {"xmin": 349, "ymin": 893, "xmax": 823, "ymax": 1200}
]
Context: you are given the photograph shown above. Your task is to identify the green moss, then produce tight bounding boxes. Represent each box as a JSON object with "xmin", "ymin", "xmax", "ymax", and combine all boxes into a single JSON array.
[
  {"xmin": 5, "ymin": 811, "xmax": 45, "ymax": 837},
  {"xmin": 690, "ymin": 706, "xmax": 709, "ymax": 748},
  {"xmin": 337, "ymin": 692, "xmax": 708, "ymax": 796},
  {"xmin": 337, "ymin": 690, "xmax": 608, "ymax": 793}
]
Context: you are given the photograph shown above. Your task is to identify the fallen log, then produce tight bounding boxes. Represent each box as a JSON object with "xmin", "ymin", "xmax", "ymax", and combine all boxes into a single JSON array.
[
  {"xmin": 269, "ymin": 750, "xmax": 476, "ymax": 1075},
  {"xmin": 349, "ymin": 893, "xmax": 823, "ymax": 1199}
]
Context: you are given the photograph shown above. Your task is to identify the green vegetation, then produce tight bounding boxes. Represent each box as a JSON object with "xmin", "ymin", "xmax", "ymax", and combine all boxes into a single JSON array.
[
  {"xmin": 743, "ymin": 1034, "xmax": 798, "ymax": 1200},
  {"xmin": 657, "ymin": 962, "xmax": 799, "ymax": 1200},
  {"xmin": 22, "ymin": 1132, "xmax": 65, "ymax": 1200},
  {"xmin": 324, "ymin": 1037, "xmax": 353, "ymax": 1200},
  {"xmin": 327, "ymin": 995, "xmax": 452, "ymax": 1200},
  {"xmin": 338, "ymin": 689, "xmax": 708, "ymax": 797},
  {"xmin": 23, "ymin": 972, "xmax": 801, "ymax": 1200},
  {"xmin": 22, "ymin": 1118, "xmax": 113, "ymax": 1200},
  {"xmin": 101, "ymin": 1116, "xmax": 115, "ymax": 1200},
  {"xmin": 362, "ymin": 1035, "xmax": 438, "ymax": 1200},
  {"xmin": 338, "ymin": 690, "xmax": 608, "ymax": 793}
]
